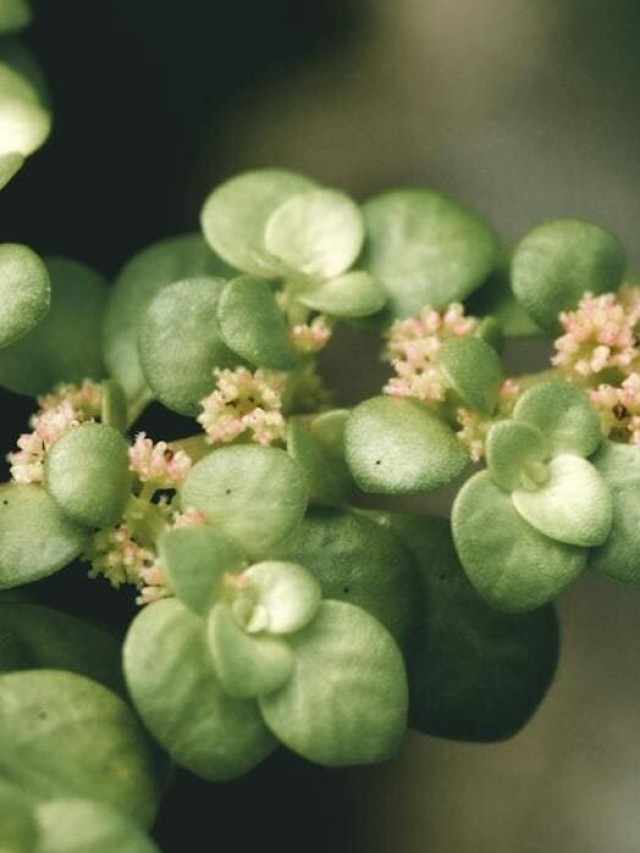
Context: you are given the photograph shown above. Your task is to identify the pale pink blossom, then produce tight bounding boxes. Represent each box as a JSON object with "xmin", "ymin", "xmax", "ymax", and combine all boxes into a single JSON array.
[
  {"xmin": 198, "ymin": 367, "xmax": 286, "ymax": 446},
  {"xmin": 129, "ymin": 432, "xmax": 192, "ymax": 486},
  {"xmin": 290, "ymin": 315, "xmax": 332, "ymax": 354},
  {"xmin": 590, "ymin": 372, "xmax": 640, "ymax": 444},
  {"xmin": 553, "ymin": 291, "xmax": 640, "ymax": 380},
  {"xmin": 383, "ymin": 303, "xmax": 478, "ymax": 402}
]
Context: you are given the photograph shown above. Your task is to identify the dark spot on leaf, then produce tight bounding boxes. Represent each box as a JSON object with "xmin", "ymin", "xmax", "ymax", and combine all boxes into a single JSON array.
[
  {"xmin": 37, "ymin": 710, "xmax": 47, "ymax": 721},
  {"xmin": 2, "ymin": 500, "xmax": 7, "ymax": 506},
  {"xmin": 375, "ymin": 460, "xmax": 381, "ymax": 466},
  {"xmin": 343, "ymin": 586, "xmax": 350, "ymax": 594},
  {"xmin": 225, "ymin": 488, "xmax": 232, "ymax": 495}
]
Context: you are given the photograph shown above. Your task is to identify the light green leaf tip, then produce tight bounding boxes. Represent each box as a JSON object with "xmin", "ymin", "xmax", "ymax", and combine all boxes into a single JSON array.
[
  {"xmin": 244, "ymin": 560, "xmax": 321, "ymax": 634},
  {"xmin": 438, "ymin": 335, "xmax": 504, "ymax": 413},
  {"xmin": 486, "ymin": 419, "xmax": 548, "ymax": 492},
  {"xmin": 0, "ymin": 243, "xmax": 50, "ymax": 348}
]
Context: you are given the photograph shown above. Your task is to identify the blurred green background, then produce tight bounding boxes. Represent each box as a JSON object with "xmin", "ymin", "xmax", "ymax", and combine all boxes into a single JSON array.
[{"xmin": 2, "ymin": 1, "xmax": 640, "ymax": 851}]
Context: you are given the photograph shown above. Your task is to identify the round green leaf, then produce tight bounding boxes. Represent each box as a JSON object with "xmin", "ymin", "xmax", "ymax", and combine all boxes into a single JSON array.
[
  {"xmin": 103, "ymin": 234, "xmax": 233, "ymax": 410},
  {"xmin": 207, "ymin": 603, "xmax": 294, "ymax": 698},
  {"xmin": 486, "ymin": 420, "xmax": 548, "ymax": 492},
  {"xmin": 36, "ymin": 799, "xmax": 159, "ymax": 853},
  {"xmin": 276, "ymin": 507, "xmax": 422, "ymax": 656},
  {"xmin": 244, "ymin": 561, "xmax": 321, "ymax": 634},
  {"xmin": 217, "ymin": 277, "xmax": 297, "ymax": 369},
  {"xmin": 0, "ymin": 243, "xmax": 50, "ymax": 348},
  {"xmin": 438, "ymin": 335, "xmax": 504, "ymax": 413},
  {"xmin": 0, "ymin": 779, "xmax": 38, "ymax": 850},
  {"xmin": 44, "ymin": 423, "xmax": 131, "ymax": 529},
  {"xmin": 452, "ymin": 471, "xmax": 586, "ymax": 611},
  {"xmin": 200, "ymin": 169, "xmax": 316, "ymax": 276},
  {"xmin": 0, "ymin": 150, "xmax": 24, "ymax": 190},
  {"xmin": 512, "ymin": 454, "xmax": 612, "ymax": 547},
  {"xmin": 0, "ymin": 602, "xmax": 124, "ymax": 696},
  {"xmin": 0, "ymin": 670, "xmax": 163, "ymax": 826},
  {"xmin": 180, "ymin": 446, "xmax": 307, "ymax": 559},
  {"xmin": 513, "ymin": 380, "xmax": 602, "ymax": 458},
  {"xmin": 124, "ymin": 598, "xmax": 275, "ymax": 780},
  {"xmin": 344, "ymin": 396, "xmax": 469, "ymax": 494},
  {"xmin": 158, "ymin": 526, "xmax": 245, "ymax": 616},
  {"xmin": 296, "ymin": 270, "xmax": 387, "ymax": 319},
  {"xmin": 286, "ymin": 417, "xmax": 352, "ymax": 506},
  {"xmin": 0, "ymin": 484, "xmax": 88, "ymax": 589},
  {"xmin": 0, "ymin": 0, "xmax": 31, "ymax": 35},
  {"xmin": 138, "ymin": 277, "xmax": 237, "ymax": 415},
  {"xmin": 360, "ymin": 188, "xmax": 499, "ymax": 318},
  {"xmin": 0, "ymin": 59, "xmax": 50, "ymax": 157},
  {"xmin": 259, "ymin": 600, "xmax": 408, "ymax": 766},
  {"xmin": 590, "ymin": 441, "xmax": 640, "ymax": 583},
  {"xmin": 0, "ymin": 258, "xmax": 108, "ymax": 396},
  {"xmin": 383, "ymin": 514, "xmax": 559, "ymax": 742},
  {"xmin": 265, "ymin": 187, "xmax": 364, "ymax": 279},
  {"xmin": 510, "ymin": 218, "xmax": 626, "ymax": 334}
]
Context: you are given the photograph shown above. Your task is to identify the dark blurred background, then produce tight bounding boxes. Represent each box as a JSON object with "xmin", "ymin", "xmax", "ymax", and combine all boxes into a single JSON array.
[{"xmin": 2, "ymin": 1, "xmax": 640, "ymax": 851}]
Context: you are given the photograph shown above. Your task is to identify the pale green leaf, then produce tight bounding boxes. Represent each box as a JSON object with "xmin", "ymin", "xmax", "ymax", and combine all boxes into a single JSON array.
[
  {"xmin": 344, "ymin": 395, "xmax": 469, "ymax": 493},
  {"xmin": 259, "ymin": 600, "xmax": 408, "ymax": 766},
  {"xmin": 36, "ymin": 799, "xmax": 159, "ymax": 853},
  {"xmin": 511, "ymin": 218, "xmax": 626, "ymax": 334},
  {"xmin": 265, "ymin": 187, "xmax": 364, "ymax": 279},
  {"xmin": 138, "ymin": 277, "xmax": 237, "ymax": 415},
  {"xmin": 513, "ymin": 380, "xmax": 602, "ymax": 458},
  {"xmin": 452, "ymin": 471, "xmax": 586, "ymax": 611},
  {"xmin": 360, "ymin": 188, "xmax": 499, "ymax": 318},
  {"xmin": 0, "ymin": 483, "xmax": 88, "ymax": 589},
  {"xmin": 0, "ymin": 58, "xmax": 50, "ymax": 157},
  {"xmin": 0, "ymin": 670, "xmax": 163, "ymax": 826},
  {"xmin": 217, "ymin": 277, "xmax": 298, "ymax": 369},
  {"xmin": 200, "ymin": 169, "xmax": 316, "ymax": 276},
  {"xmin": 180, "ymin": 446, "xmax": 307, "ymax": 559},
  {"xmin": 0, "ymin": 150, "xmax": 23, "ymax": 190},
  {"xmin": 244, "ymin": 561, "xmax": 321, "ymax": 634},
  {"xmin": 286, "ymin": 417, "xmax": 352, "ymax": 506},
  {"xmin": 296, "ymin": 270, "xmax": 387, "ymax": 318},
  {"xmin": 486, "ymin": 420, "xmax": 548, "ymax": 492},
  {"xmin": 0, "ymin": 243, "xmax": 49, "ymax": 348},
  {"xmin": 0, "ymin": 779, "xmax": 38, "ymax": 850},
  {"xmin": 123, "ymin": 599, "xmax": 275, "ymax": 781},
  {"xmin": 438, "ymin": 335, "xmax": 504, "ymax": 413}
]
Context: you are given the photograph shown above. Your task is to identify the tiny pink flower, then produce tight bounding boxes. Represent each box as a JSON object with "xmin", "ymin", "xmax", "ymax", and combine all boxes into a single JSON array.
[
  {"xmin": 290, "ymin": 315, "xmax": 332, "ymax": 354},
  {"xmin": 129, "ymin": 432, "xmax": 192, "ymax": 487}
]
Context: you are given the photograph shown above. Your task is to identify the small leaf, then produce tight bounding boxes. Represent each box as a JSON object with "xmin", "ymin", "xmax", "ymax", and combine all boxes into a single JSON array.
[
  {"xmin": 217, "ymin": 277, "xmax": 298, "ymax": 369},
  {"xmin": 44, "ymin": 423, "xmax": 131, "ymax": 529},
  {"xmin": 0, "ymin": 58, "xmax": 50, "ymax": 158},
  {"xmin": 244, "ymin": 561, "xmax": 321, "ymax": 634},
  {"xmin": 124, "ymin": 599, "xmax": 276, "ymax": 781},
  {"xmin": 200, "ymin": 169, "xmax": 316, "ymax": 276},
  {"xmin": 512, "ymin": 454, "xmax": 612, "ymax": 547},
  {"xmin": 438, "ymin": 335, "xmax": 504, "ymax": 413},
  {"xmin": 259, "ymin": 600, "xmax": 408, "ymax": 766},
  {"xmin": 0, "ymin": 258, "xmax": 108, "ymax": 396},
  {"xmin": 180, "ymin": 446, "xmax": 307, "ymax": 559},
  {"xmin": 0, "ymin": 151, "xmax": 23, "ymax": 190},
  {"xmin": 590, "ymin": 441, "xmax": 640, "ymax": 584},
  {"xmin": 36, "ymin": 799, "xmax": 160, "ymax": 853},
  {"xmin": 276, "ymin": 507, "xmax": 422, "ymax": 656},
  {"xmin": 158, "ymin": 526, "xmax": 245, "ymax": 616},
  {"xmin": 0, "ymin": 483, "xmax": 88, "ymax": 589},
  {"xmin": 265, "ymin": 187, "xmax": 364, "ymax": 279},
  {"xmin": 104, "ymin": 233, "xmax": 233, "ymax": 409},
  {"xmin": 452, "ymin": 471, "xmax": 586, "ymax": 611},
  {"xmin": 0, "ymin": 602, "xmax": 124, "ymax": 696},
  {"xmin": 208, "ymin": 603, "xmax": 294, "ymax": 698},
  {"xmin": 384, "ymin": 514, "xmax": 559, "ymax": 742},
  {"xmin": 0, "ymin": 243, "xmax": 49, "ymax": 348},
  {"xmin": 486, "ymin": 420, "xmax": 548, "ymax": 492},
  {"xmin": 296, "ymin": 270, "xmax": 387, "ymax": 318},
  {"xmin": 513, "ymin": 380, "xmax": 602, "ymax": 458},
  {"xmin": 345, "ymin": 395, "xmax": 469, "ymax": 494},
  {"xmin": 360, "ymin": 188, "xmax": 499, "ymax": 318},
  {"xmin": 286, "ymin": 417, "xmax": 352, "ymax": 506},
  {"xmin": 0, "ymin": 0, "xmax": 31, "ymax": 35},
  {"xmin": 0, "ymin": 779, "xmax": 38, "ymax": 850},
  {"xmin": 138, "ymin": 277, "xmax": 238, "ymax": 415},
  {"xmin": 510, "ymin": 218, "xmax": 626, "ymax": 334},
  {"xmin": 0, "ymin": 670, "xmax": 163, "ymax": 826}
]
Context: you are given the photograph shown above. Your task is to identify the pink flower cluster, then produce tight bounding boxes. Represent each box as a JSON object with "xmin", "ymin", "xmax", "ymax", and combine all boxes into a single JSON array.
[
  {"xmin": 128, "ymin": 432, "xmax": 192, "ymax": 487},
  {"xmin": 290, "ymin": 315, "xmax": 332, "ymax": 354},
  {"xmin": 553, "ymin": 290, "xmax": 640, "ymax": 380},
  {"xmin": 198, "ymin": 367, "xmax": 286, "ymax": 446},
  {"xmin": 590, "ymin": 373, "xmax": 640, "ymax": 445},
  {"xmin": 8, "ymin": 380, "xmax": 103, "ymax": 484},
  {"xmin": 383, "ymin": 303, "xmax": 478, "ymax": 402}
]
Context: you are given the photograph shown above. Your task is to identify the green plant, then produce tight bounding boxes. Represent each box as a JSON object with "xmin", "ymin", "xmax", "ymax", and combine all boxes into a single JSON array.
[{"xmin": 3, "ymin": 5, "xmax": 640, "ymax": 850}]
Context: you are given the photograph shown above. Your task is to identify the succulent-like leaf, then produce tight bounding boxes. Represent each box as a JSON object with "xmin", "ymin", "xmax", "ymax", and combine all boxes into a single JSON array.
[
  {"xmin": 452, "ymin": 471, "xmax": 586, "ymax": 611},
  {"xmin": 295, "ymin": 270, "xmax": 387, "ymax": 318},
  {"xmin": 244, "ymin": 561, "xmax": 321, "ymax": 634},
  {"xmin": 0, "ymin": 243, "xmax": 49, "ymax": 348},
  {"xmin": 286, "ymin": 417, "xmax": 352, "ymax": 506},
  {"xmin": 437, "ymin": 335, "xmax": 504, "ymax": 413},
  {"xmin": 124, "ymin": 599, "xmax": 275, "ymax": 781},
  {"xmin": 36, "ymin": 799, "xmax": 159, "ymax": 853},
  {"xmin": 486, "ymin": 420, "xmax": 548, "ymax": 492},
  {"xmin": 259, "ymin": 601, "xmax": 408, "ymax": 766}
]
